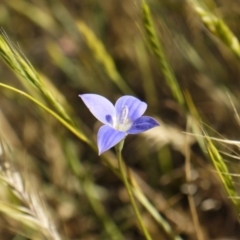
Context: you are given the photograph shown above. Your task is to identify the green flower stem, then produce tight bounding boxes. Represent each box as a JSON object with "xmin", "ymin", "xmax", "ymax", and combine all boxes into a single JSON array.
[{"xmin": 116, "ymin": 140, "xmax": 152, "ymax": 240}]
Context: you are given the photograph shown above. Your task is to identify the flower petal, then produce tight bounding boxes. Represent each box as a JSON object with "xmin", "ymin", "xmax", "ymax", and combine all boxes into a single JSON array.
[
  {"xmin": 97, "ymin": 125, "xmax": 126, "ymax": 155},
  {"xmin": 127, "ymin": 116, "xmax": 159, "ymax": 134},
  {"xmin": 115, "ymin": 96, "xmax": 147, "ymax": 122},
  {"xmin": 79, "ymin": 94, "xmax": 116, "ymax": 125}
]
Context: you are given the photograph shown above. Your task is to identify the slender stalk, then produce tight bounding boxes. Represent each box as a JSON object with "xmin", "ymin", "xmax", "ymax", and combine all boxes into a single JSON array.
[
  {"xmin": 116, "ymin": 140, "xmax": 152, "ymax": 240},
  {"xmin": 185, "ymin": 116, "xmax": 205, "ymax": 240}
]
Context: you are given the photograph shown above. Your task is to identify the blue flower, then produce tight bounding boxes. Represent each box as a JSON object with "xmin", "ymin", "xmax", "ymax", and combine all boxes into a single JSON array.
[{"xmin": 79, "ymin": 94, "xmax": 159, "ymax": 155}]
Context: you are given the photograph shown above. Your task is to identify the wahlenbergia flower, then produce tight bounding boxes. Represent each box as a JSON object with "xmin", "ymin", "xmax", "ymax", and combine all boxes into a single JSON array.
[{"xmin": 79, "ymin": 94, "xmax": 159, "ymax": 155}]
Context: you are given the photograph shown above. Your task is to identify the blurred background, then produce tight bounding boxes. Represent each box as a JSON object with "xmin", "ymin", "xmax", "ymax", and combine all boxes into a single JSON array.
[{"xmin": 0, "ymin": 0, "xmax": 240, "ymax": 239}]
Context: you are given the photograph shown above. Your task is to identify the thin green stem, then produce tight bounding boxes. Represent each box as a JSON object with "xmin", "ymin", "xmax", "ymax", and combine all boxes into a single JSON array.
[{"xmin": 116, "ymin": 140, "xmax": 152, "ymax": 240}]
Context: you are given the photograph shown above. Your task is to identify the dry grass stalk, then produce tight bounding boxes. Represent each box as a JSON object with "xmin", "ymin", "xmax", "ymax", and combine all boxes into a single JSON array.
[
  {"xmin": 141, "ymin": 1, "xmax": 185, "ymax": 107},
  {"xmin": 188, "ymin": 0, "xmax": 240, "ymax": 58},
  {"xmin": 76, "ymin": 21, "xmax": 134, "ymax": 95},
  {"xmin": 0, "ymin": 31, "xmax": 73, "ymax": 126},
  {"xmin": 0, "ymin": 139, "xmax": 61, "ymax": 240}
]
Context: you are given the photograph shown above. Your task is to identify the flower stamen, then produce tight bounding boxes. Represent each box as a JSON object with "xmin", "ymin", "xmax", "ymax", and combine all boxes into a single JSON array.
[
  {"xmin": 120, "ymin": 106, "xmax": 128, "ymax": 123},
  {"xmin": 116, "ymin": 106, "xmax": 132, "ymax": 131}
]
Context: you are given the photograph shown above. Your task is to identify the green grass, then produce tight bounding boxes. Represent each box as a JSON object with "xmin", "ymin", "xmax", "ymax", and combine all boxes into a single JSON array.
[{"xmin": 0, "ymin": 0, "xmax": 239, "ymax": 239}]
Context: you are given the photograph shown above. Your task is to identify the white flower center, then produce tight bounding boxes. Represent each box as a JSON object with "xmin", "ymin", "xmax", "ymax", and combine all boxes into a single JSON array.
[{"xmin": 115, "ymin": 106, "xmax": 132, "ymax": 132}]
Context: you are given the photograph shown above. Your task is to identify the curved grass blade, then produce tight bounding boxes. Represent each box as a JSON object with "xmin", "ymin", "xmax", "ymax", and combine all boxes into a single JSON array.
[{"xmin": 0, "ymin": 83, "xmax": 90, "ymax": 145}]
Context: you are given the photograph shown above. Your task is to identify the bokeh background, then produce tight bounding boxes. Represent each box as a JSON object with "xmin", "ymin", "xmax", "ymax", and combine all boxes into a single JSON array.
[{"xmin": 0, "ymin": 0, "xmax": 240, "ymax": 239}]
